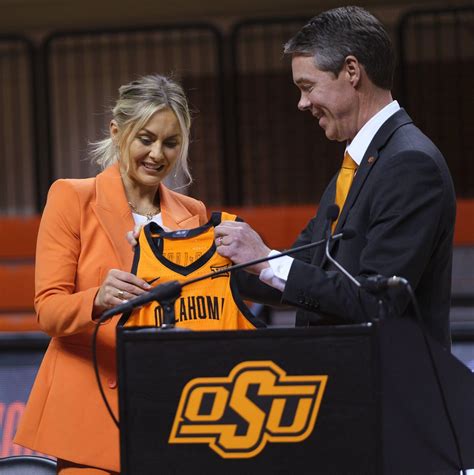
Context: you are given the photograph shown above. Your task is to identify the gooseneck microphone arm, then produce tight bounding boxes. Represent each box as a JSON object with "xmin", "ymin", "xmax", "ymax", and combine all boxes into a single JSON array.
[
  {"xmin": 323, "ymin": 205, "xmax": 407, "ymax": 294},
  {"xmin": 325, "ymin": 237, "xmax": 361, "ymax": 288},
  {"xmin": 183, "ymin": 229, "xmax": 354, "ymax": 288},
  {"xmin": 323, "ymin": 204, "xmax": 361, "ymax": 288}
]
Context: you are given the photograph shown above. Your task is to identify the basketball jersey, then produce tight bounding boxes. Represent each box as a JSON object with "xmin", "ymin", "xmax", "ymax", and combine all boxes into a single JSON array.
[{"xmin": 122, "ymin": 212, "xmax": 265, "ymax": 330}]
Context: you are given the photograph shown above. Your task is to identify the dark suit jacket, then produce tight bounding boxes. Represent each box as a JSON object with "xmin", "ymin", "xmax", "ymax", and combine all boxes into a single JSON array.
[{"xmin": 279, "ymin": 109, "xmax": 455, "ymax": 349}]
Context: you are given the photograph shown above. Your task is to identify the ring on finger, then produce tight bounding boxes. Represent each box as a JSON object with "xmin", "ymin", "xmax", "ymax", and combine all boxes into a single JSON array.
[{"xmin": 117, "ymin": 290, "xmax": 125, "ymax": 300}]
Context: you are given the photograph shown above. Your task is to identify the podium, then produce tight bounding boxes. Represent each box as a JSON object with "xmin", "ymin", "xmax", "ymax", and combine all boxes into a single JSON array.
[{"xmin": 117, "ymin": 319, "xmax": 474, "ymax": 474}]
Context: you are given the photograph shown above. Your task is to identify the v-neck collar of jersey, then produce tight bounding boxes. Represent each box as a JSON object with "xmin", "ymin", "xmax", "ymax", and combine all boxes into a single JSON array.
[{"xmin": 143, "ymin": 212, "xmax": 223, "ymax": 277}]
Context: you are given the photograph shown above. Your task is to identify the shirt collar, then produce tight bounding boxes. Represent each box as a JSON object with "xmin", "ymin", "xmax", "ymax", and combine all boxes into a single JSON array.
[{"xmin": 346, "ymin": 100, "xmax": 400, "ymax": 166}]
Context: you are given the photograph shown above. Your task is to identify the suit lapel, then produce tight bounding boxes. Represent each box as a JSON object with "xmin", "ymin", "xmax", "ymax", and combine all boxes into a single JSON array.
[
  {"xmin": 91, "ymin": 164, "xmax": 135, "ymax": 270},
  {"xmin": 333, "ymin": 109, "xmax": 413, "ymax": 235},
  {"xmin": 160, "ymin": 184, "xmax": 201, "ymax": 230},
  {"xmin": 90, "ymin": 165, "xmax": 201, "ymax": 270}
]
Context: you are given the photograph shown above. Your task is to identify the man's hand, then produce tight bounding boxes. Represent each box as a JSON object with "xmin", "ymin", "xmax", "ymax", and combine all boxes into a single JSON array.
[
  {"xmin": 126, "ymin": 224, "xmax": 142, "ymax": 248},
  {"xmin": 214, "ymin": 221, "xmax": 271, "ymax": 274}
]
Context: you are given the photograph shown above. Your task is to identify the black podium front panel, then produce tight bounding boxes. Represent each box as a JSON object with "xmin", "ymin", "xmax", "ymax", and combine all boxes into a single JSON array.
[
  {"xmin": 118, "ymin": 325, "xmax": 379, "ymax": 474},
  {"xmin": 379, "ymin": 318, "xmax": 474, "ymax": 475}
]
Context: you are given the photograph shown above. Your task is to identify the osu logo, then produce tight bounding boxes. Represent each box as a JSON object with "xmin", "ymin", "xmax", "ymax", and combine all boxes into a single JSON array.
[{"xmin": 169, "ymin": 361, "xmax": 327, "ymax": 458}]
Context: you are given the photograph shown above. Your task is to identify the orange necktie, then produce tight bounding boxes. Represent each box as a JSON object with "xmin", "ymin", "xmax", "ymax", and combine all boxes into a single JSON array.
[{"xmin": 332, "ymin": 151, "xmax": 358, "ymax": 232}]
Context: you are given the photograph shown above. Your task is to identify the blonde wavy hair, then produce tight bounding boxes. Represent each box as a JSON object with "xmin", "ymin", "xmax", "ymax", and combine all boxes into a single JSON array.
[{"xmin": 90, "ymin": 74, "xmax": 192, "ymax": 186}]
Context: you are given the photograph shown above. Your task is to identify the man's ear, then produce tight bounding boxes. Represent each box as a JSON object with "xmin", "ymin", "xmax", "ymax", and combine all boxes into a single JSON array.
[
  {"xmin": 109, "ymin": 120, "xmax": 119, "ymax": 141},
  {"xmin": 344, "ymin": 55, "xmax": 361, "ymax": 88}
]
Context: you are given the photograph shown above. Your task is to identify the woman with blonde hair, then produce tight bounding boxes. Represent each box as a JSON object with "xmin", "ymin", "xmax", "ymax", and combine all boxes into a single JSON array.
[{"xmin": 15, "ymin": 74, "xmax": 207, "ymax": 474}]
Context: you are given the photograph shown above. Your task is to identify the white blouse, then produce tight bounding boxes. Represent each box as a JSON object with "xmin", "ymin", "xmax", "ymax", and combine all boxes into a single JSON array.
[{"xmin": 131, "ymin": 212, "xmax": 171, "ymax": 232}]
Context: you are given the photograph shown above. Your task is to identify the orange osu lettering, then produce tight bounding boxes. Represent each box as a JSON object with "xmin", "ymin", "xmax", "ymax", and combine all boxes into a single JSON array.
[{"xmin": 169, "ymin": 361, "xmax": 327, "ymax": 458}]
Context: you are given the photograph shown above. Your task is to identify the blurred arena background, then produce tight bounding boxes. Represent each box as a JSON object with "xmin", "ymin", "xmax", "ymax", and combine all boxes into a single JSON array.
[{"xmin": 0, "ymin": 0, "xmax": 472, "ymax": 457}]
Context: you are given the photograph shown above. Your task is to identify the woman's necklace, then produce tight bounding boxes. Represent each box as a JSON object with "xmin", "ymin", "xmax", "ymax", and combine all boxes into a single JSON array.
[{"xmin": 128, "ymin": 201, "xmax": 160, "ymax": 221}]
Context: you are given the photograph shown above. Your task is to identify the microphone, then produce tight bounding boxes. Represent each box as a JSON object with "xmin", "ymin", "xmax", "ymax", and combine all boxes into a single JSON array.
[
  {"xmin": 338, "ymin": 228, "xmax": 356, "ymax": 240},
  {"xmin": 321, "ymin": 204, "xmax": 340, "ymax": 249},
  {"xmin": 325, "ymin": 204, "xmax": 340, "ymax": 239},
  {"xmin": 101, "ymin": 227, "xmax": 356, "ymax": 320},
  {"xmin": 101, "ymin": 280, "xmax": 182, "ymax": 319},
  {"xmin": 361, "ymin": 274, "xmax": 408, "ymax": 293},
  {"xmin": 318, "ymin": 204, "xmax": 341, "ymax": 266}
]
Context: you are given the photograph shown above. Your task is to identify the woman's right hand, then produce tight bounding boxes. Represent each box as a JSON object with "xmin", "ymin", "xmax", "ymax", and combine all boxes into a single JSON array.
[{"xmin": 93, "ymin": 268, "xmax": 151, "ymax": 317}]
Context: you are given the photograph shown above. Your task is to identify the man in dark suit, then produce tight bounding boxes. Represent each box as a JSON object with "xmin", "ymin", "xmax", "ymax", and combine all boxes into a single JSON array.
[{"xmin": 216, "ymin": 6, "xmax": 456, "ymax": 349}]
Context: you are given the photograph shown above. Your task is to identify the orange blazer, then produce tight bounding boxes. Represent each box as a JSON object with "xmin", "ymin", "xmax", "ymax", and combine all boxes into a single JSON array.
[{"xmin": 14, "ymin": 163, "xmax": 207, "ymax": 472}]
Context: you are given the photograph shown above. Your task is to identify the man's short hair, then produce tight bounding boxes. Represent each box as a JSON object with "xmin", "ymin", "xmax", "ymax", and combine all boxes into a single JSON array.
[{"xmin": 284, "ymin": 6, "xmax": 395, "ymax": 90}]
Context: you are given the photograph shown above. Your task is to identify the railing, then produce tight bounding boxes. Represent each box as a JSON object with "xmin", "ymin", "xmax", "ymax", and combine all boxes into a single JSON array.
[
  {"xmin": 41, "ymin": 24, "xmax": 226, "ymax": 207},
  {"xmin": 0, "ymin": 35, "xmax": 38, "ymax": 214},
  {"xmin": 0, "ymin": 6, "xmax": 473, "ymax": 213},
  {"xmin": 229, "ymin": 17, "xmax": 342, "ymax": 205},
  {"xmin": 397, "ymin": 4, "xmax": 474, "ymax": 197}
]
